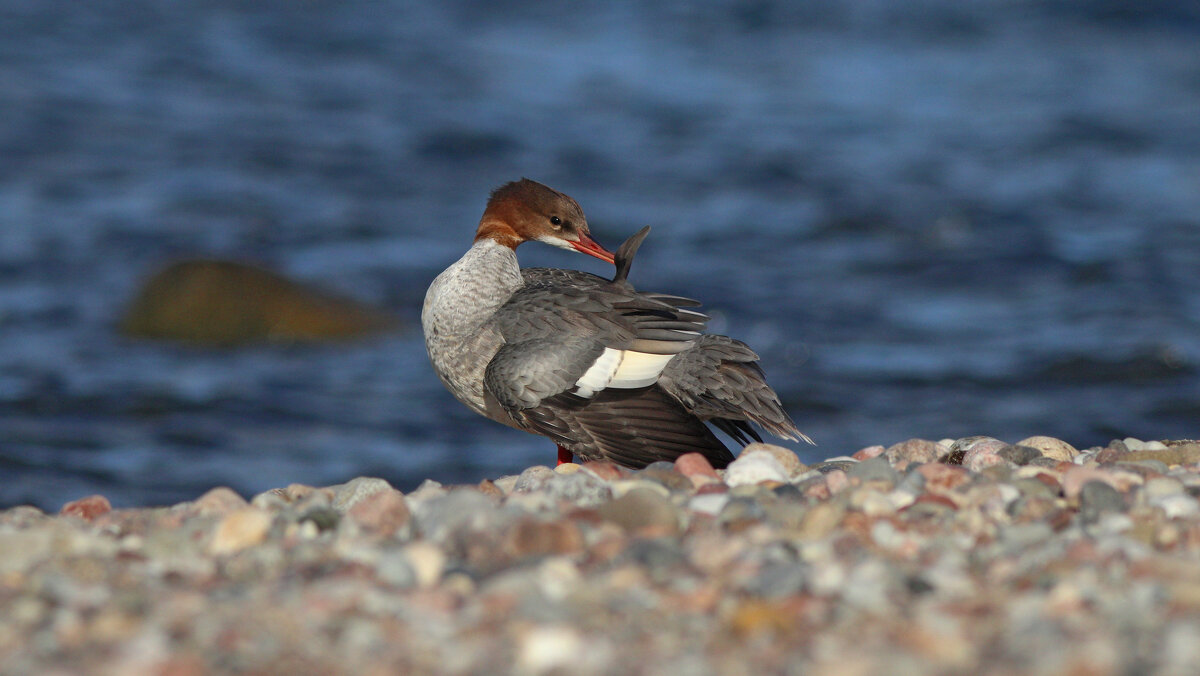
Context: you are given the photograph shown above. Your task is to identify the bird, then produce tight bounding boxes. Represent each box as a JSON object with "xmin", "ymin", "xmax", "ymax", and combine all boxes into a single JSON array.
[{"xmin": 422, "ymin": 178, "xmax": 810, "ymax": 469}]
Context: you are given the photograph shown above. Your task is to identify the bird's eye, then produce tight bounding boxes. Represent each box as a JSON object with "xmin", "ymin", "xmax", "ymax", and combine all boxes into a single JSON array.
[{"xmin": 550, "ymin": 216, "xmax": 562, "ymax": 228}]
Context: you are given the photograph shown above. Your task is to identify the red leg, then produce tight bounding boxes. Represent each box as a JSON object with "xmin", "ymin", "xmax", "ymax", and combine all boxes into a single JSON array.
[{"xmin": 556, "ymin": 445, "xmax": 574, "ymax": 466}]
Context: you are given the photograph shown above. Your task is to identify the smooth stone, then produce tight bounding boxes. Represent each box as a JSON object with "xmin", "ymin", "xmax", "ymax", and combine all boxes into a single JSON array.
[
  {"xmin": 688, "ymin": 493, "xmax": 731, "ymax": 517},
  {"xmin": 798, "ymin": 501, "xmax": 846, "ymax": 539},
  {"xmin": 809, "ymin": 460, "xmax": 857, "ymax": 474},
  {"xmin": 1126, "ymin": 445, "xmax": 1200, "ymax": 467},
  {"xmin": 996, "ymin": 444, "xmax": 1042, "ymax": 466},
  {"xmin": 724, "ymin": 453, "xmax": 789, "ymax": 487},
  {"xmin": 635, "ymin": 464, "xmax": 694, "ymax": 493},
  {"xmin": 610, "ymin": 479, "xmax": 671, "ymax": 500},
  {"xmin": 413, "ymin": 489, "xmax": 505, "ymax": 543},
  {"xmin": 581, "ymin": 461, "xmax": 626, "ymax": 482},
  {"xmin": 1011, "ymin": 478, "xmax": 1057, "ymax": 501},
  {"xmin": 333, "ymin": 477, "xmax": 395, "ymax": 512},
  {"xmin": 1143, "ymin": 477, "xmax": 1186, "ymax": 500},
  {"xmin": 345, "ymin": 488, "xmax": 411, "ymax": 535},
  {"xmin": 553, "ymin": 462, "xmax": 582, "ymax": 474},
  {"xmin": 1117, "ymin": 459, "xmax": 1171, "ymax": 475},
  {"xmin": 298, "ymin": 506, "xmax": 340, "ymax": 532},
  {"xmin": 192, "ymin": 487, "xmax": 249, "ymax": 516},
  {"xmin": 963, "ymin": 439, "xmax": 1009, "ymax": 472},
  {"xmin": 1062, "ymin": 467, "xmax": 1120, "ymax": 499},
  {"xmin": 717, "ymin": 496, "xmax": 767, "ymax": 529},
  {"xmin": 540, "ymin": 471, "xmax": 612, "ymax": 508},
  {"xmin": 514, "ymin": 466, "xmax": 557, "ymax": 493},
  {"xmin": 502, "ymin": 518, "xmax": 584, "ymax": 559},
  {"xmin": 847, "ymin": 456, "xmax": 899, "ymax": 487},
  {"xmin": 740, "ymin": 443, "xmax": 807, "ymax": 477},
  {"xmin": 850, "ymin": 488, "xmax": 895, "ymax": 516},
  {"xmin": 895, "ymin": 468, "xmax": 927, "ymax": 495},
  {"xmin": 744, "ymin": 562, "xmax": 809, "ymax": 598},
  {"xmin": 1017, "ymin": 436, "xmax": 1079, "ymax": 462},
  {"xmin": 518, "ymin": 626, "xmax": 586, "ymax": 674},
  {"xmin": 916, "ymin": 464, "xmax": 971, "ymax": 492},
  {"xmin": 597, "ymin": 487, "xmax": 681, "ymax": 535},
  {"xmin": 1079, "ymin": 481, "xmax": 1128, "ymax": 523},
  {"xmin": 1154, "ymin": 494, "xmax": 1200, "ymax": 519},
  {"xmin": 675, "ymin": 453, "xmax": 721, "ymax": 488},
  {"xmin": 493, "ymin": 475, "xmax": 519, "ymax": 494},
  {"xmin": 209, "ymin": 507, "xmax": 273, "ymax": 555},
  {"xmin": 403, "ymin": 541, "xmax": 446, "ymax": 587},
  {"xmin": 853, "ymin": 445, "xmax": 886, "ymax": 461},
  {"xmin": 884, "ymin": 439, "xmax": 943, "ymax": 469},
  {"xmin": 1096, "ymin": 440, "xmax": 1131, "ymax": 464},
  {"xmin": 825, "ymin": 470, "xmax": 850, "ymax": 495},
  {"xmin": 60, "ymin": 495, "xmax": 112, "ymax": 521},
  {"xmin": 764, "ymin": 500, "xmax": 808, "ymax": 530}
]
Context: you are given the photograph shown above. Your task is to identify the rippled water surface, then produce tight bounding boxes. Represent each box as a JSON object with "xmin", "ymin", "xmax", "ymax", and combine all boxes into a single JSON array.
[{"xmin": 2, "ymin": 1, "xmax": 1199, "ymax": 508}]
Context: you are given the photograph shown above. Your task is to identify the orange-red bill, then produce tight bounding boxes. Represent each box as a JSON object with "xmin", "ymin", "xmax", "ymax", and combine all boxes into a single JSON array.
[{"xmin": 570, "ymin": 233, "xmax": 616, "ymax": 264}]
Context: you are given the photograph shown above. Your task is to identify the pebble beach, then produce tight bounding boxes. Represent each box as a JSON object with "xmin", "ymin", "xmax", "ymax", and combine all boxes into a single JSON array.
[{"xmin": 4, "ymin": 436, "xmax": 1200, "ymax": 675}]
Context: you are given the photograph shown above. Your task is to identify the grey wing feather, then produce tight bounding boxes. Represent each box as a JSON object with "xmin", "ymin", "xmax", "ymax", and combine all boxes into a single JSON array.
[
  {"xmin": 659, "ymin": 334, "xmax": 813, "ymax": 444},
  {"xmin": 484, "ymin": 337, "xmax": 605, "ymax": 412},
  {"xmin": 497, "ymin": 281, "xmax": 707, "ymax": 355},
  {"xmin": 520, "ymin": 387, "xmax": 736, "ymax": 469}
]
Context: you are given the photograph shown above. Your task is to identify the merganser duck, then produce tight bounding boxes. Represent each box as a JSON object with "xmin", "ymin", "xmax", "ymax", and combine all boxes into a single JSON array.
[{"xmin": 422, "ymin": 178, "xmax": 810, "ymax": 469}]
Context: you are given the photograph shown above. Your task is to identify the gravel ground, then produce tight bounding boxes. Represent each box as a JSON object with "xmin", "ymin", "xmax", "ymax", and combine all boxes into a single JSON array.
[{"xmin": 3, "ymin": 436, "xmax": 1200, "ymax": 675}]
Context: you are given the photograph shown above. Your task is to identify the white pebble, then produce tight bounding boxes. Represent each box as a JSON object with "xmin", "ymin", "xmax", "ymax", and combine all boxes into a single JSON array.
[
  {"xmin": 723, "ymin": 454, "xmax": 788, "ymax": 487},
  {"xmin": 518, "ymin": 626, "xmax": 584, "ymax": 675},
  {"xmin": 403, "ymin": 541, "xmax": 445, "ymax": 587},
  {"xmin": 688, "ymin": 493, "xmax": 730, "ymax": 516},
  {"xmin": 1155, "ymin": 494, "xmax": 1200, "ymax": 519}
]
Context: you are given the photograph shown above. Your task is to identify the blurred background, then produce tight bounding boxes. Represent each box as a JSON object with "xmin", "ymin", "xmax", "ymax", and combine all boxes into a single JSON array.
[{"xmin": 1, "ymin": 1, "xmax": 1198, "ymax": 509}]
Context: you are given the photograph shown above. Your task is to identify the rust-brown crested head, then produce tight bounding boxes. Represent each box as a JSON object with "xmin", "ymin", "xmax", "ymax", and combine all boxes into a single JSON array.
[{"xmin": 475, "ymin": 178, "xmax": 614, "ymax": 263}]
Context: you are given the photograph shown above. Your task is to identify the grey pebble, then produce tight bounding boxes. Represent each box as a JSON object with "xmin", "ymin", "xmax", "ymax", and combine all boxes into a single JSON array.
[
  {"xmin": 540, "ymin": 471, "xmax": 612, "ymax": 507},
  {"xmin": 996, "ymin": 444, "xmax": 1041, "ymax": 466},
  {"xmin": 333, "ymin": 477, "xmax": 395, "ymax": 512},
  {"xmin": 1079, "ymin": 480, "xmax": 1127, "ymax": 523},
  {"xmin": 810, "ymin": 460, "xmax": 857, "ymax": 474},
  {"xmin": 514, "ymin": 466, "xmax": 557, "ymax": 493},
  {"xmin": 847, "ymin": 456, "xmax": 898, "ymax": 486}
]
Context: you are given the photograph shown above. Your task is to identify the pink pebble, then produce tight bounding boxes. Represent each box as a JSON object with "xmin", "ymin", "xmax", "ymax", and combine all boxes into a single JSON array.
[
  {"xmin": 825, "ymin": 470, "xmax": 850, "ymax": 495},
  {"xmin": 853, "ymin": 445, "xmax": 886, "ymax": 461},
  {"xmin": 60, "ymin": 495, "xmax": 112, "ymax": 521},
  {"xmin": 675, "ymin": 452, "xmax": 719, "ymax": 479}
]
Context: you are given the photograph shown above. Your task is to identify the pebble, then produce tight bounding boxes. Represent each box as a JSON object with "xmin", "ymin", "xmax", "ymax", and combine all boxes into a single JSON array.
[
  {"xmin": 884, "ymin": 438, "xmax": 943, "ymax": 469},
  {"xmin": 514, "ymin": 466, "xmax": 557, "ymax": 492},
  {"xmin": 60, "ymin": 495, "xmax": 112, "ymax": 521},
  {"xmin": 8, "ymin": 434, "xmax": 1200, "ymax": 675},
  {"xmin": 740, "ymin": 443, "xmax": 807, "ymax": 477},
  {"xmin": 540, "ymin": 471, "xmax": 612, "ymax": 507},
  {"xmin": 209, "ymin": 507, "xmax": 272, "ymax": 555},
  {"xmin": 597, "ymin": 487, "xmax": 681, "ymax": 535},
  {"xmin": 675, "ymin": 452, "xmax": 721, "ymax": 488},
  {"xmin": 518, "ymin": 626, "xmax": 587, "ymax": 675},
  {"xmin": 1016, "ymin": 436, "xmax": 1079, "ymax": 462},
  {"xmin": 961, "ymin": 438, "xmax": 1009, "ymax": 472},
  {"xmin": 333, "ymin": 477, "xmax": 396, "ymax": 512},
  {"xmin": 192, "ymin": 487, "xmax": 249, "ymax": 516},
  {"xmin": 847, "ymin": 456, "xmax": 899, "ymax": 488},
  {"xmin": 1079, "ymin": 481, "xmax": 1127, "ymax": 523},
  {"xmin": 723, "ymin": 453, "xmax": 789, "ymax": 487},
  {"xmin": 345, "ymin": 488, "xmax": 411, "ymax": 536}
]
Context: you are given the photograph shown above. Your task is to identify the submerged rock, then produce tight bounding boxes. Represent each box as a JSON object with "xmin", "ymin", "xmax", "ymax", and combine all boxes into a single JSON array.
[{"xmin": 121, "ymin": 259, "xmax": 397, "ymax": 345}]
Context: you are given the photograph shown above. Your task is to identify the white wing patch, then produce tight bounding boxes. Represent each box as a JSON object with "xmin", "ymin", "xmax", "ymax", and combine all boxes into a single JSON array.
[
  {"xmin": 572, "ymin": 347, "xmax": 676, "ymax": 397},
  {"xmin": 573, "ymin": 347, "xmax": 622, "ymax": 397}
]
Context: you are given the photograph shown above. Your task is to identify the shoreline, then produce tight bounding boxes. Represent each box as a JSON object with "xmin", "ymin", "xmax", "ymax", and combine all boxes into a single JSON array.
[{"xmin": 3, "ymin": 436, "xmax": 1199, "ymax": 674}]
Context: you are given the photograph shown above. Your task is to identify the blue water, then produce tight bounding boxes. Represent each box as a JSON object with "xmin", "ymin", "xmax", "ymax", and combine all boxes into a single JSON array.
[{"xmin": 1, "ymin": 1, "xmax": 1198, "ymax": 509}]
